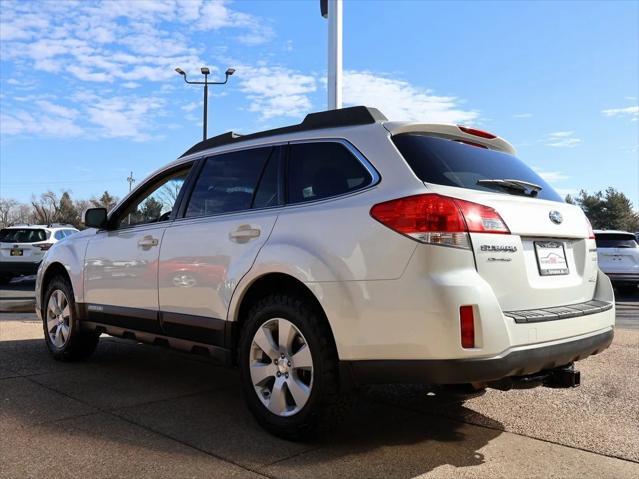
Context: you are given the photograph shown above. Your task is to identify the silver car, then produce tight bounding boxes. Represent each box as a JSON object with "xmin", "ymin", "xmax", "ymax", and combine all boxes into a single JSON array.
[{"xmin": 36, "ymin": 106, "xmax": 615, "ymax": 439}]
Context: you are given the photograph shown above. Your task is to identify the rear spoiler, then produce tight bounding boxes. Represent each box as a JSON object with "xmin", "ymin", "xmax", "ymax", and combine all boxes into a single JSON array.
[{"xmin": 383, "ymin": 122, "xmax": 516, "ymax": 155}]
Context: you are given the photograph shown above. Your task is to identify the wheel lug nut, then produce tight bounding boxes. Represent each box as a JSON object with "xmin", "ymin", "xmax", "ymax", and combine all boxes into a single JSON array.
[
  {"xmin": 273, "ymin": 359, "xmax": 278, "ymax": 364},
  {"xmin": 281, "ymin": 353, "xmax": 285, "ymax": 359},
  {"xmin": 276, "ymin": 372, "xmax": 281, "ymax": 377},
  {"xmin": 285, "ymin": 373, "xmax": 289, "ymax": 379},
  {"xmin": 287, "ymin": 361, "xmax": 291, "ymax": 367}
]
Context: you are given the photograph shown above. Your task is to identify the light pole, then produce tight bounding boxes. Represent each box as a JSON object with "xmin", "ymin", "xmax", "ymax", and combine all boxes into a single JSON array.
[
  {"xmin": 321, "ymin": 0, "xmax": 343, "ymax": 110},
  {"xmin": 126, "ymin": 171, "xmax": 135, "ymax": 192},
  {"xmin": 175, "ymin": 67, "xmax": 235, "ymax": 141}
]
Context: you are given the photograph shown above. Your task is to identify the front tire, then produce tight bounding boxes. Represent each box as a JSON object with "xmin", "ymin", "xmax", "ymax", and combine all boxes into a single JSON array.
[
  {"xmin": 238, "ymin": 293, "xmax": 348, "ymax": 440},
  {"xmin": 43, "ymin": 276, "xmax": 99, "ymax": 361}
]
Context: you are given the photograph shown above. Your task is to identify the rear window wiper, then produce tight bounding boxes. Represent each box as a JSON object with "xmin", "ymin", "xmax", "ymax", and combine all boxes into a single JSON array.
[{"xmin": 477, "ymin": 178, "xmax": 542, "ymax": 197}]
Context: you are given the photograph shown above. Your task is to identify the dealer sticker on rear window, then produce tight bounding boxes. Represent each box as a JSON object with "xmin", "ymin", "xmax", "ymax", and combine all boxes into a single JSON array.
[{"xmin": 534, "ymin": 241, "xmax": 569, "ymax": 276}]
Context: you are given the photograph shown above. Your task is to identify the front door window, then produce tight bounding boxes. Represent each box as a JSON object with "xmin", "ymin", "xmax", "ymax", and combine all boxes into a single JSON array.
[{"xmin": 117, "ymin": 168, "xmax": 190, "ymax": 228}]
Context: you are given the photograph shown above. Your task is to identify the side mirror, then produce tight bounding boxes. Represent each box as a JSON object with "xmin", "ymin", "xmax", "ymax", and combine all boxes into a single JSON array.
[{"xmin": 84, "ymin": 208, "xmax": 108, "ymax": 229}]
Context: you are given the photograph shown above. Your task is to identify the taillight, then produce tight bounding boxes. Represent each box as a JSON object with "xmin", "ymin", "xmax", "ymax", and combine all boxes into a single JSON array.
[
  {"xmin": 34, "ymin": 243, "xmax": 53, "ymax": 251},
  {"xmin": 454, "ymin": 198, "xmax": 510, "ymax": 234},
  {"xmin": 457, "ymin": 125, "xmax": 497, "ymax": 139},
  {"xmin": 460, "ymin": 305, "xmax": 475, "ymax": 348},
  {"xmin": 585, "ymin": 217, "xmax": 595, "ymax": 239},
  {"xmin": 370, "ymin": 194, "xmax": 510, "ymax": 249}
]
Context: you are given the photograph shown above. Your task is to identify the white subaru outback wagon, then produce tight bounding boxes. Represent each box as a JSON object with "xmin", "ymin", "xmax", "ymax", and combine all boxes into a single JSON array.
[{"xmin": 36, "ymin": 106, "xmax": 615, "ymax": 438}]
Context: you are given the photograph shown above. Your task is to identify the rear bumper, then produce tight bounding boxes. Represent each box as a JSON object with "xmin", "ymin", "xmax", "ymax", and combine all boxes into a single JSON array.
[
  {"xmin": 341, "ymin": 328, "xmax": 614, "ymax": 385},
  {"xmin": 0, "ymin": 261, "xmax": 40, "ymax": 276}
]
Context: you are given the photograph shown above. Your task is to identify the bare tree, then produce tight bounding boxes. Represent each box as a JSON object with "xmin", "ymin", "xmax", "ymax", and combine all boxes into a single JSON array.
[
  {"xmin": 31, "ymin": 191, "xmax": 60, "ymax": 225},
  {"xmin": 0, "ymin": 198, "xmax": 18, "ymax": 227}
]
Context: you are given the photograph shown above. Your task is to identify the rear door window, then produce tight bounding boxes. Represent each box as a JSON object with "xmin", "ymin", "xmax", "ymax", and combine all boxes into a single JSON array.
[
  {"xmin": 392, "ymin": 133, "xmax": 563, "ymax": 202},
  {"xmin": 595, "ymin": 233, "xmax": 638, "ymax": 248},
  {"xmin": 286, "ymin": 142, "xmax": 373, "ymax": 204},
  {"xmin": 252, "ymin": 149, "xmax": 281, "ymax": 209},
  {"xmin": 185, "ymin": 146, "xmax": 275, "ymax": 217}
]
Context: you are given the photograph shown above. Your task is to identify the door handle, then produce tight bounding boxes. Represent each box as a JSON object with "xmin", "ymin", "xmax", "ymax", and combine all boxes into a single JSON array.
[
  {"xmin": 137, "ymin": 236, "xmax": 159, "ymax": 248},
  {"xmin": 229, "ymin": 224, "xmax": 261, "ymax": 243}
]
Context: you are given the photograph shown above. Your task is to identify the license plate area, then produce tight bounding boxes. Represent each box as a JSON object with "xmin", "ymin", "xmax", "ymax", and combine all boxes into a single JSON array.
[
  {"xmin": 10, "ymin": 249, "xmax": 23, "ymax": 256},
  {"xmin": 534, "ymin": 241, "xmax": 568, "ymax": 276}
]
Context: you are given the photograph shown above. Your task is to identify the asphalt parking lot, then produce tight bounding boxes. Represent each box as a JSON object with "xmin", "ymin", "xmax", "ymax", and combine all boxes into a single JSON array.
[{"xmin": 1, "ymin": 278, "xmax": 638, "ymax": 478}]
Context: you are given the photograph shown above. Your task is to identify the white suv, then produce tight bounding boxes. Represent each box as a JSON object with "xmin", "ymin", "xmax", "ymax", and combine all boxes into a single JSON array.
[
  {"xmin": 0, "ymin": 225, "xmax": 78, "ymax": 283},
  {"xmin": 594, "ymin": 230, "xmax": 639, "ymax": 293},
  {"xmin": 35, "ymin": 106, "xmax": 615, "ymax": 438}
]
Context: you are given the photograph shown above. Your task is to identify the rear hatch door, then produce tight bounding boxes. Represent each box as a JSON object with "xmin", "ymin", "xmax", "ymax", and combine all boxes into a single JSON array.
[
  {"xmin": 432, "ymin": 185, "xmax": 597, "ymax": 311},
  {"xmin": 391, "ymin": 132, "xmax": 597, "ymax": 311},
  {"xmin": 595, "ymin": 233, "xmax": 639, "ymax": 274}
]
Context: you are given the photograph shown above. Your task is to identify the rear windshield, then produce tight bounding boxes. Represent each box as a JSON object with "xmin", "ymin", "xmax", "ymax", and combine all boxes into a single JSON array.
[
  {"xmin": 0, "ymin": 228, "xmax": 48, "ymax": 243},
  {"xmin": 594, "ymin": 233, "xmax": 638, "ymax": 248},
  {"xmin": 392, "ymin": 134, "xmax": 563, "ymax": 202}
]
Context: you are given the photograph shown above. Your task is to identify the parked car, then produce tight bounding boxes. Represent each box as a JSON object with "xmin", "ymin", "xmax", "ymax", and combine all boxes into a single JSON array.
[
  {"xmin": 35, "ymin": 106, "xmax": 615, "ymax": 439},
  {"xmin": 594, "ymin": 230, "xmax": 639, "ymax": 293},
  {"xmin": 0, "ymin": 224, "xmax": 78, "ymax": 283}
]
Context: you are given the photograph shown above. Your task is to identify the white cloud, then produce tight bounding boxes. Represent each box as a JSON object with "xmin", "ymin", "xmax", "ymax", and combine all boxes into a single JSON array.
[
  {"xmin": 83, "ymin": 94, "xmax": 166, "ymax": 141},
  {"xmin": 542, "ymin": 131, "xmax": 582, "ymax": 148},
  {"xmin": 513, "ymin": 113, "xmax": 532, "ymax": 119},
  {"xmin": 342, "ymin": 71, "xmax": 479, "ymax": 123},
  {"xmin": 1, "ymin": 92, "xmax": 165, "ymax": 142},
  {"xmin": 181, "ymin": 101, "xmax": 200, "ymax": 113},
  {"xmin": 237, "ymin": 66, "xmax": 317, "ymax": 120},
  {"xmin": 556, "ymin": 188, "xmax": 579, "ymax": 197},
  {"xmin": 0, "ymin": 0, "xmax": 273, "ymax": 86},
  {"xmin": 532, "ymin": 167, "xmax": 570, "ymax": 182},
  {"xmin": 0, "ymin": 0, "xmax": 277, "ymax": 141},
  {"xmin": 35, "ymin": 100, "xmax": 79, "ymax": 120},
  {"xmin": 196, "ymin": 1, "xmax": 274, "ymax": 44},
  {"xmin": 602, "ymin": 105, "xmax": 638, "ymax": 121},
  {"xmin": 0, "ymin": 109, "xmax": 83, "ymax": 138}
]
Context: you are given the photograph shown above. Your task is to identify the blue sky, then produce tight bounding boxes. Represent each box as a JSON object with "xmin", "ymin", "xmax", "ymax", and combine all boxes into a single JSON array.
[{"xmin": 1, "ymin": 0, "xmax": 637, "ymax": 206}]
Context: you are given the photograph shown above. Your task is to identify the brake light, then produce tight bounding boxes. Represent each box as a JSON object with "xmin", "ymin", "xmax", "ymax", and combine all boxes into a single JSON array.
[
  {"xmin": 457, "ymin": 125, "xmax": 497, "ymax": 140},
  {"xmin": 585, "ymin": 217, "xmax": 595, "ymax": 239},
  {"xmin": 34, "ymin": 243, "xmax": 53, "ymax": 251},
  {"xmin": 460, "ymin": 305, "xmax": 475, "ymax": 348},
  {"xmin": 454, "ymin": 139, "xmax": 488, "ymax": 149},
  {"xmin": 370, "ymin": 194, "xmax": 510, "ymax": 249}
]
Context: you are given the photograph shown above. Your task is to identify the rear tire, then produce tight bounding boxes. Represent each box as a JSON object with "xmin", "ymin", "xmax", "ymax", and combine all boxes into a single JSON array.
[
  {"xmin": 238, "ymin": 293, "xmax": 349, "ymax": 440},
  {"xmin": 42, "ymin": 276, "xmax": 99, "ymax": 361}
]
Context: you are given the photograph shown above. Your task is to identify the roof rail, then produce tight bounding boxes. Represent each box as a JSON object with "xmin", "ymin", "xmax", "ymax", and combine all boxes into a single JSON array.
[{"xmin": 180, "ymin": 106, "xmax": 387, "ymax": 158}]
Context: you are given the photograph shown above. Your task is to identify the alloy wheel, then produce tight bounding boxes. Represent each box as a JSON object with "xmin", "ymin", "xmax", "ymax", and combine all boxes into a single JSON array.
[
  {"xmin": 249, "ymin": 318, "xmax": 314, "ymax": 417},
  {"xmin": 46, "ymin": 289, "xmax": 71, "ymax": 348}
]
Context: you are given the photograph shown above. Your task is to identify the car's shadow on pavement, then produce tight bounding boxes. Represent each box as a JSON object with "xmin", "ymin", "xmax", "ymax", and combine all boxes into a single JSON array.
[{"xmin": 0, "ymin": 336, "xmax": 503, "ymax": 478}]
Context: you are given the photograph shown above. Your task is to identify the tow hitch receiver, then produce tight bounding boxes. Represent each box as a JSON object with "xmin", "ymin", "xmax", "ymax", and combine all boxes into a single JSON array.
[
  {"xmin": 487, "ymin": 364, "xmax": 581, "ymax": 391},
  {"xmin": 544, "ymin": 364, "xmax": 581, "ymax": 388}
]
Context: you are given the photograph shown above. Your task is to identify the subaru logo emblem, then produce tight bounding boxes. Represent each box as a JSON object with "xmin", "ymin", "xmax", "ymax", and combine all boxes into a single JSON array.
[{"xmin": 549, "ymin": 210, "xmax": 563, "ymax": 224}]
